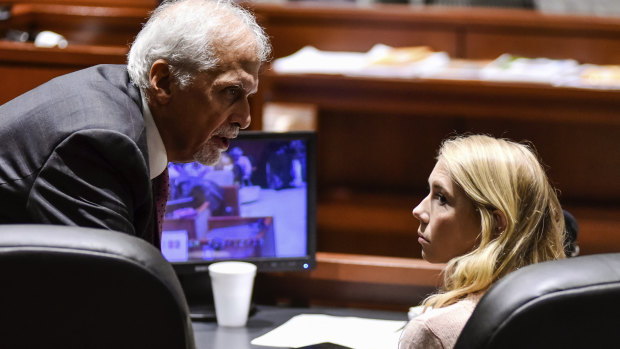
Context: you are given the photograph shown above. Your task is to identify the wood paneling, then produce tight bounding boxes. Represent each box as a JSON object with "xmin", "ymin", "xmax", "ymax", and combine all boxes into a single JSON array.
[
  {"xmin": 250, "ymin": 3, "xmax": 620, "ymax": 261},
  {"xmin": 254, "ymin": 252, "xmax": 444, "ymax": 310},
  {"xmin": 250, "ymin": 3, "xmax": 620, "ymax": 64},
  {"xmin": 4, "ymin": 0, "xmax": 156, "ymax": 8},
  {"xmin": 464, "ymin": 31, "xmax": 620, "ymax": 63},
  {"xmin": 0, "ymin": 3, "xmax": 148, "ymax": 104},
  {"xmin": 0, "ymin": 41, "xmax": 128, "ymax": 104},
  {"xmin": 2, "ymin": 3, "xmax": 148, "ymax": 45}
]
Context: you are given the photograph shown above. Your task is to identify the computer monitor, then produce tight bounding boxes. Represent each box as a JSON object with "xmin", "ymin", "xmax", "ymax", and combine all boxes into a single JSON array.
[{"xmin": 160, "ymin": 130, "xmax": 316, "ymax": 319}]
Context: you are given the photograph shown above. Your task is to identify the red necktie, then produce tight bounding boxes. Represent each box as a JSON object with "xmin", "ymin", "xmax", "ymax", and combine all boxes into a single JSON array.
[{"xmin": 152, "ymin": 167, "xmax": 170, "ymax": 241}]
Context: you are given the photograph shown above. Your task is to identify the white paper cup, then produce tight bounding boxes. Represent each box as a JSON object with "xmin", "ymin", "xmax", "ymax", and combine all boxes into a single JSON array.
[{"xmin": 208, "ymin": 261, "xmax": 257, "ymax": 327}]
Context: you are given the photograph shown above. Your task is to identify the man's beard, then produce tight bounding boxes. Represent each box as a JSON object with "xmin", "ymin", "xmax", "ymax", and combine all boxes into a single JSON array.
[
  {"xmin": 192, "ymin": 141, "xmax": 222, "ymax": 165},
  {"xmin": 192, "ymin": 124, "xmax": 239, "ymax": 165}
]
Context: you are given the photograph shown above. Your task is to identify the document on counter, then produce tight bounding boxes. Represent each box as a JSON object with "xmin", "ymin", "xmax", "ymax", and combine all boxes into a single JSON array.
[
  {"xmin": 250, "ymin": 314, "xmax": 406, "ymax": 348},
  {"xmin": 272, "ymin": 45, "xmax": 450, "ymax": 79}
]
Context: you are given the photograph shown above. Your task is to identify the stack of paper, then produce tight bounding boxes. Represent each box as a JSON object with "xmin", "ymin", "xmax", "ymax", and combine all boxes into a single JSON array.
[
  {"xmin": 272, "ymin": 45, "xmax": 449, "ymax": 78},
  {"xmin": 273, "ymin": 47, "xmax": 620, "ymax": 90},
  {"xmin": 250, "ymin": 314, "xmax": 406, "ymax": 348},
  {"xmin": 480, "ymin": 53, "xmax": 580, "ymax": 84}
]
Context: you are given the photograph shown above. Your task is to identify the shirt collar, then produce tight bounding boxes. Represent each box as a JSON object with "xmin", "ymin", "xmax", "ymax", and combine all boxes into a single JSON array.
[{"xmin": 141, "ymin": 91, "xmax": 168, "ymax": 179}]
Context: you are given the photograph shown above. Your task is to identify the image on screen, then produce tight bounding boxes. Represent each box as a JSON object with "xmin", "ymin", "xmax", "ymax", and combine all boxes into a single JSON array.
[{"xmin": 160, "ymin": 132, "xmax": 313, "ymax": 268}]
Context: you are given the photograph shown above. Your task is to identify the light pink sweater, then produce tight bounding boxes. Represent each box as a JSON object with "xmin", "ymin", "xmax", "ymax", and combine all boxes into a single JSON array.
[{"xmin": 398, "ymin": 294, "xmax": 482, "ymax": 349}]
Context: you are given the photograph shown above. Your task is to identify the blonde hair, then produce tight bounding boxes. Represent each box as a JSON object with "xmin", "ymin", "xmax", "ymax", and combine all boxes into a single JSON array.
[{"xmin": 423, "ymin": 134, "xmax": 565, "ymax": 309}]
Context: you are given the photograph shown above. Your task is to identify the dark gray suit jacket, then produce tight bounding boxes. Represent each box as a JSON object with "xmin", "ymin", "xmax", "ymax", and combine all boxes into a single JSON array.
[{"xmin": 0, "ymin": 64, "xmax": 158, "ymax": 246}]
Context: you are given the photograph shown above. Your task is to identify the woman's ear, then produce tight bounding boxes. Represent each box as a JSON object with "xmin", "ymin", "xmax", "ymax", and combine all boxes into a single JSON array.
[
  {"xmin": 149, "ymin": 59, "xmax": 172, "ymax": 105},
  {"xmin": 492, "ymin": 209, "xmax": 507, "ymax": 235}
]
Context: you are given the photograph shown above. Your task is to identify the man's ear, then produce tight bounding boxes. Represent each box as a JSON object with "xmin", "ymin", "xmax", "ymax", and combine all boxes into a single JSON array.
[
  {"xmin": 149, "ymin": 59, "xmax": 172, "ymax": 104},
  {"xmin": 492, "ymin": 209, "xmax": 507, "ymax": 235}
]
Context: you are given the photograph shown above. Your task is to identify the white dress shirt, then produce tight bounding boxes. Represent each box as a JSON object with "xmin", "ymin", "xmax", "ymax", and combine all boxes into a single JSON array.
[{"xmin": 141, "ymin": 93, "xmax": 168, "ymax": 179}]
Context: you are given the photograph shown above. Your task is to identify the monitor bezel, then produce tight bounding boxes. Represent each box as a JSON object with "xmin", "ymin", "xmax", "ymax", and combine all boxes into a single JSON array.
[{"xmin": 168, "ymin": 130, "xmax": 317, "ymax": 275}]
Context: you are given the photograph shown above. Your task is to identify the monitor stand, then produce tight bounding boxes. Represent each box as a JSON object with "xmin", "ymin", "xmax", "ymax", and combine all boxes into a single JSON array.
[
  {"xmin": 188, "ymin": 303, "xmax": 258, "ymax": 321},
  {"xmin": 177, "ymin": 272, "xmax": 257, "ymax": 322},
  {"xmin": 189, "ymin": 303, "xmax": 217, "ymax": 321}
]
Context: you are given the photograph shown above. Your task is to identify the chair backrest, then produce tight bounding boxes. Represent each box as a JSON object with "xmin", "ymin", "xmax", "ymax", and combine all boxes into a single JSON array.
[
  {"xmin": 0, "ymin": 224, "xmax": 195, "ymax": 349},
  {"xmin": 454, "ymin": 253, "xmax": 620, "ymax": 349}
]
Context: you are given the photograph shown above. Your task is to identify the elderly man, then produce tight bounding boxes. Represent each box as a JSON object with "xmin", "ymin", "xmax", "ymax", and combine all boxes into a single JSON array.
[{"xmin": 0, "ymin": 0, "xmax": 271, "ymax": 247}]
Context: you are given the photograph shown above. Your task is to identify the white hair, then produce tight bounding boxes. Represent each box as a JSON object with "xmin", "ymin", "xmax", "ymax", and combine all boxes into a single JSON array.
[{"xmin": 127, "ymin": 0, "xmax": 271, "ymax": 91}]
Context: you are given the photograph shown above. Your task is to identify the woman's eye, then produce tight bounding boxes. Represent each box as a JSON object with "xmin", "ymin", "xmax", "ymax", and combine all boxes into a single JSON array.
[{"xmin": 436, "ymin": 194, "xmax": 447, "ymax": 205}]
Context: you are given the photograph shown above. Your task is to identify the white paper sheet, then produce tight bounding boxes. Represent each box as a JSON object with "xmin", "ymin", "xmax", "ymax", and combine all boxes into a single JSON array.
[
  {"xmin": 250, "ymin": 314, "xmax": 406, "ymax": 348},
  {"xmin": 272, "ymin": 45, "xmax": 449, "ymax": 79}
]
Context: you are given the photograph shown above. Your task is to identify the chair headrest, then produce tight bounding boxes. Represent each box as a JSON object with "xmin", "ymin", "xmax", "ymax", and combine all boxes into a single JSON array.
[
  {"xmin": 0, "ymin": 224, "xmax": 194, "ymax": 349},
  {"xmin": 455, "ymin": 253, "xmax": 620, "ymax": 349}
]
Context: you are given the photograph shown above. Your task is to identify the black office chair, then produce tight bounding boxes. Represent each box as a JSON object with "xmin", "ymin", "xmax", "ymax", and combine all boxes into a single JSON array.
[
  {"xmin": 454, "ymin": 253, "xmax": 620, "ymax": 349},
  {"xmin": 0, "ymin": 224, "xmax": 195, "ymax": 349}
]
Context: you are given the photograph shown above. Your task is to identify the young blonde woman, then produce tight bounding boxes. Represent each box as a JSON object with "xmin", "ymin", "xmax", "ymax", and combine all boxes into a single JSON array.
[{"xmin": 399, "ymin": 134, "xmax": 566, "ymax": 349}]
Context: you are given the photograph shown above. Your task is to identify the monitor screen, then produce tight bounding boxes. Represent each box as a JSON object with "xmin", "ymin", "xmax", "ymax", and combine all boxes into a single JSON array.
[{"xmin": 160, "ymin": 130, "xmax": 317, "ymax": 275}]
